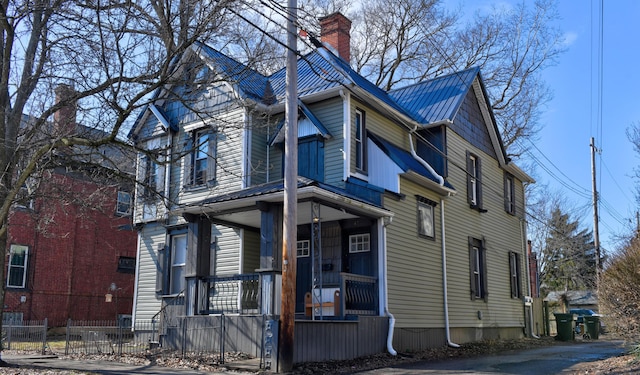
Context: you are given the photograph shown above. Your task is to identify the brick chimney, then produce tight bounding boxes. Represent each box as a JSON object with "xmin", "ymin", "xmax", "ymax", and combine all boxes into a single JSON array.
[
  {"xmin": 53, "ymin": 84, "xmax": 77, "ymax": 136},
  {"xmin": 319, "ymin": 12, "xmax": 351, "ymax": 63}
]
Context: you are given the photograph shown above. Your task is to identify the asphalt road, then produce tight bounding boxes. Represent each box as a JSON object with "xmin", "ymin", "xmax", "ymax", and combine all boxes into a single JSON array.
[
  {"xmin": 357, "ymin": 339, "xmax": 627, "ymax": 375},
  {"xmin": 0, "ymin": 339, "xmax": 628, "ymax": 374}
]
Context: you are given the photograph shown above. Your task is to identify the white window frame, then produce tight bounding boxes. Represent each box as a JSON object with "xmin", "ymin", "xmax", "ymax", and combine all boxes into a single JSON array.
[
  {"xmin": 469, "ymin": 154, "xmax": 478, "ymax": 206},
  {"xmin": 116, "ymin": 191, "xmax": 132, "ymax": 216},
  {"xmin": 170, "ymin": 234, "xmax": 187, "ymax": 295},
  {"xmin": 143, "ymin": 154, "xmax": 158, "ymax": 199},
  {"xmin": 505, "ymin": 173, "xmax": 515, "ymax": 214},
  {"xmin": 509, "ymin": 252, "xmax": 521, "ymax": 298},
  {"xmin": 7, "ymin": 244, "xmax": 28, "ymax": 288},
  {"xmin": 472, "ymin": 245, "xmax": 482, "ymax": 299},
  {"xmin": 193, "ymin": 130, "xmax": 209, "ymax": 185},
  {"xmin": 354, "ymin": 109, "xmax": 365, "ymax": 172},
  {"xmin": 417, "ymin": 197, "xmax": 436, "ymax": 239},
  {"xmin": 349, "ymin": 233, "xmax": 370, "ymax": 253},
  {"xmin": 297, "ymin": 240, "xmax": 310, "ymax": 257}
]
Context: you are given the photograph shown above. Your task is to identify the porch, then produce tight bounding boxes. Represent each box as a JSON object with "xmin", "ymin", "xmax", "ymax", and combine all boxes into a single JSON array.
[{"xmin": 186, "ymin": 271, "xmax": 379, "ymax": 319}]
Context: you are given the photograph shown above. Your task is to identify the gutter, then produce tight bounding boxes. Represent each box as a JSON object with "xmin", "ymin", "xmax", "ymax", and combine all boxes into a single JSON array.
[
  {"xmin": 407, "ymin": 127, "xmax": 457, "ymax": 347},
  {"xmin": 441, "ymin": 198, "xmax": 460, "ymax": 348},
  {"xmin": 408, "ymin": 128, "xmax": 444, "ymax": 186},
  {"xmin": 522, "ymin": 218, "xmax": 540, "ymax": 339},
  {"xmin": 380, "ymin": 217, "xmax": 397, "ymax": 356}
]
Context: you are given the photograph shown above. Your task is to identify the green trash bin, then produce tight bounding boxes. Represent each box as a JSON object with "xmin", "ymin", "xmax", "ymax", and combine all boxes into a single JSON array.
[
  {"xmin": 583, "ymin": 315, "xmax": 600, "ymax": 339},
  {"xmin": 554, "ymin": 313, "xmax": 574, "ymax": 341}
]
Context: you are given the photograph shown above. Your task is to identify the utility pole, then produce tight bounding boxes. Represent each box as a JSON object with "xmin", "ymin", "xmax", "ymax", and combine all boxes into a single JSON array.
[
  {"xmin": 590, "ymin": 137, "xmax": 602, "ymax": 287},
  {"xmin": 279, "ymin": 0, "xmax": 298, "ymax": 372}
]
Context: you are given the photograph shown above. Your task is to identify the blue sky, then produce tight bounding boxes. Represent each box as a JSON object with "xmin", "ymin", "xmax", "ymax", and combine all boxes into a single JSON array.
[
  {"xmin": 451, "ymin": 1, "xmax": 638, "ymax": 254},
  {"xmin": 535, "ymin": 1, "xmax": 638, "ymax": 253}
]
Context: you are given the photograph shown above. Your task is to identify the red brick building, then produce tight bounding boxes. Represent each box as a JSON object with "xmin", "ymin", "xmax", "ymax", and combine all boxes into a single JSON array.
[{"xmin": 3, "ymin": 87, "xmax": 137, "ymax": 326}]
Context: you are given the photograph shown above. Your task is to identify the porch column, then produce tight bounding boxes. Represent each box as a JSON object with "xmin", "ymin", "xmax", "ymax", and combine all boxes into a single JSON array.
[
  {"xmin": 184, "ymin": 214, "xmax": 212, "ymax": 315},
  {"xmin": 256, "ymin": 202, "xmax": 283, "ymax": 315}
]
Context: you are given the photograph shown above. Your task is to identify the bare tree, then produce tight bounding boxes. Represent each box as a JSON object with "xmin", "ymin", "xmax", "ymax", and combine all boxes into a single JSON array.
[
  {"xmin": 343, "ymin": 0, "xmax": 565, "ymax": 159},
  {"xmin": 0, "ymin": 0, "xmax": 243, "ymax": 361}
]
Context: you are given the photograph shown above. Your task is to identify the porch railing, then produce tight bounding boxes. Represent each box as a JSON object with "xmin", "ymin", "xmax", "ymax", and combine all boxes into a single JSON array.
[
  {"xmin": 340, "ymin": 272, "xmax": 378, "ymax": 316},
  {"xmin": 189, "ymin": 272, "xmax": 378, "ymax": 318},
  {"xmin": 191, "ymin": 273, "xmax": 260, "ymax": 315}
]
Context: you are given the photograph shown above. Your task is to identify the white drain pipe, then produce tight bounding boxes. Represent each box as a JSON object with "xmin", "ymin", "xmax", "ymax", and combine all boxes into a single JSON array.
[{"xmin": 441, "ymin": 199, "xmax": 460, "ymax": 348}]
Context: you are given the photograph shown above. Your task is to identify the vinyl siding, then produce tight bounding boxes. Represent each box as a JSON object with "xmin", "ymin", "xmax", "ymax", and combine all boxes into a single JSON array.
[
  {"xmin": 441, "ymin": 130, "xmax": 525, "ymax": 329},
  {"xmin": 133, "ymin": 223, "xmax": 166, "ymax": 320},
  {"xmin": 213, "ymin": 225, "xmax": 242, "ymax": 275},
  {"xmin": 310, "ymin": 97, "xmax": 344, "ymax": 186},
  {"xmin": 249, "ymin": 116, "xmax": 273, "ymax": 186},
  {"xmin": 350, "ymin": 98, "xmax": 407, "ymax": 179},
  {"xmin": 242, "ymin": 230, "xmax": 261, "ymax": 274},
  {"xmin": 177, "ymin": 107, "xmax": 246, "ymax": 206},
  {"xmin": 265, "ymin": 97, "xmax": 344, "ymax": 185},
  {"xmin": 385, "ymin": 179, "xmax": 445, "ymax": 328}
]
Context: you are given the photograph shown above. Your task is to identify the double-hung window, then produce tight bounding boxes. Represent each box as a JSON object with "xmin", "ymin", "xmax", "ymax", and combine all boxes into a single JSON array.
[
  {"xmin": 170, "ymin": 234, "xmax": 187, "ymax": 295},
  {"xmin": 469, "ymin": 237, "xmax": 487, "ymax": 301},
  {"xmin": 142, "ymin": 154, "xmax": 158, "ymax": 199},
  {"xmin": 7, "ymin": 244, "xmax": 28, "ymax": 288},
  {"xmin": 184, "ymin": 129, "xmax": 217, "ymax": 187},
  {"xmin": 466, "ymin": 151, "xmax": 483, "ymax": 210},
  {"xmin": 417, "ymin": 196, "xmax": 436, "ymax": 239},
  {"xmin": 509, "ymin": 252, "xmax": 522, "ymax": 298},
  {"xmin": 354, "ymin": 110, "xmax": 366, "ymax": 173},
  {"xmin": 504, "ymin": 173, "xmax": 515, "ymax": 215},
  {"xmin": 116, "ymin": 191, "xmax": 132, "ymax": 216}
]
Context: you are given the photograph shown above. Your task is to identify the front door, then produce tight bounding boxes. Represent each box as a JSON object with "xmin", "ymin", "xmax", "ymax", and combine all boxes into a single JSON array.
[
  {"xmin": 344, "ymin": 232, "xmax": 373, "ymax": 276},
  {"xmin": 295, "ymin": 239, "xmax": 312, "ymax": 313}
]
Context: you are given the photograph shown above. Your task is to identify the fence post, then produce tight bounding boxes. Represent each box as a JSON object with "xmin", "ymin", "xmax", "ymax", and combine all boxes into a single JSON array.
[
  {"xmin": 6, "ymin": 318, "xmax": 12, "ymax": 350},
  {"xmin": 65, "ymin": 319, "xmax": 71, "ymax": 355},
  {"xmin": 181, "ymin": 318, "xmax": 186, "ymax": 358},
  {"xmin": 220, "ymin": 314, "xmax": 225, "ymax": 364},
  {"xmin": 41, "ymin": 318, "xmax": 48, "ymax": 355},
  {"xmin": 117, "ymin": 317, "xmax": 123, "ymax": 356}
]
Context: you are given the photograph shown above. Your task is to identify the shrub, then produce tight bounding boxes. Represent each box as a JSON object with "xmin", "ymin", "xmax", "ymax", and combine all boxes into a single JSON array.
[{"xmin": 599, "ymin": 238, "xmax": 640, "ymax": 340}]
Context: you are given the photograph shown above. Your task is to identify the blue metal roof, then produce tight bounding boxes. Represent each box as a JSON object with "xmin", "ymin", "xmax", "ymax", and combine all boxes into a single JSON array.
[
  {"xmin": 368, "ymin": 131, "xmax": 455, "ymax": 190},
  {"xmin": 197, "ymin": 176, "xmax": 382, "ymax": 208},
  {"xmin": 269, "ymin": 50, "xmax": 346, "ymax": 100},
  {"xmin": 389, "ymin": 67, "xmax": 479, "ymax": 125},
  {"xmin": 269, "ymin": 49, "xmax": 415, "ymax": 120},
  {"xmin": 269, "ymin": 100, "xmax": 333, "ymax": 145},
  {"xmin": 196, "ymin": 42, "xmax": 274, "ymax": 104}
]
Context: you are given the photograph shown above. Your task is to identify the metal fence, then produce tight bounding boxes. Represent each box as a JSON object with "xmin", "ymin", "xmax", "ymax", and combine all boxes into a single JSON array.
[
  {"xmin": 2, "ymin": 319, "xmax": 48, "ymax": 353},
  {"xmin": 1, "ymin": 315, "xmax": 269, "ymax": 367},
  {"xmin": 65, "ymin": 319, "xmax": 159, "ymax": 356}
]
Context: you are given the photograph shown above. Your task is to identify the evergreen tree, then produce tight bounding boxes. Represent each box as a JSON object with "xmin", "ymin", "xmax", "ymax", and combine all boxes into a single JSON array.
[{"xmin": 540, "ymin": 208, "xmax": 596, "ymax": 294}]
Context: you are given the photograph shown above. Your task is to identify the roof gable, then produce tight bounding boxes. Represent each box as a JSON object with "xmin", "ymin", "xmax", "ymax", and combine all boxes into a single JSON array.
[{"xmin": 389, "ymin": 67, "xmax": 478, "ymax": 125}]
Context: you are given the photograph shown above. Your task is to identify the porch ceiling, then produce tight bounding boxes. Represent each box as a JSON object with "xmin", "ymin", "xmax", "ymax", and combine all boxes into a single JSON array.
[{"xmin": 173, "ymin": 185, "xmax": 393, "ymax": 229}]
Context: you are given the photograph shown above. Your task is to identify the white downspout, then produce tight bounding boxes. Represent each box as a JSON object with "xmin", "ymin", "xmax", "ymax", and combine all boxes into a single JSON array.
[
  {"xmin": 408, "ymin": 128, "xmax": 444, "ymax": 186},
  {"xmin": 163, "ymin": 132, "xmax": 172, "ymax": 216},
  {"xmin": 522, "ymin": 218, "xmax": 540, "ymax": 339},
  {"xmin": 407, "ymin": 127, "xmax": 455, "ymax": 346},
  {"xmin": 441, "ymin": 199, "xmax": 460, "ymax": 348},
  {"xmin": 381, "ymin": 217, "xmax": 397, "ymax": 356}
]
